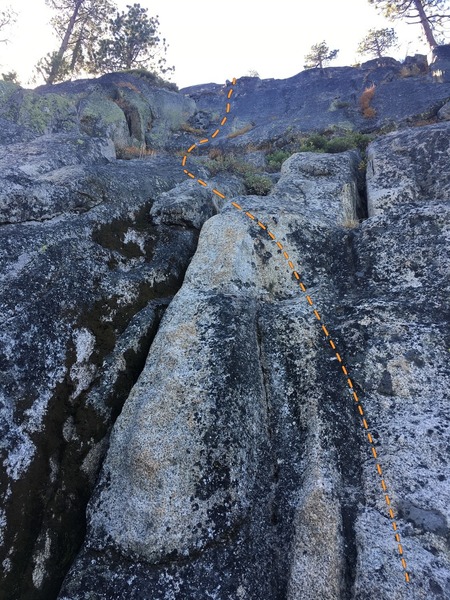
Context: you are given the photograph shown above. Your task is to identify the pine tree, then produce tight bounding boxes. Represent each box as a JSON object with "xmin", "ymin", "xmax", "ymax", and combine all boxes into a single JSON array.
[
  {"xmin": 37, "ymin": 0, "xmax": 115, "ymax": 85},
  {"xmin": 89, "ymin": 3, "xmax": 173, "ymax": 76},
  {"xmin": 0, "ymin": 5, "xmax": 17, "ymax": 44},
  {"xmin": 368, "ymin": 0, "xmax": 450, "ymax": 49},
  {"xmin": 358, "ymin": 28, "xmax": 399, "ymax": 58},
  {"xmin": 304, "ymin": 41, "xmax": 339, "ymax": 69}
]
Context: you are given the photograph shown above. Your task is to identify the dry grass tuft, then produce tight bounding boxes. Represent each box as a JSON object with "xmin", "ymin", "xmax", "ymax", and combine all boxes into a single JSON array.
[
  {"xmin": 227, "ymin": 124, "xmax": 253, "ymax": 139},
  {"xmin": 179, "ymin": 123, "xmax": 204, "ymax": 135},
  {"xmin": 116, "ymin": 81, "xmax": 141, "ymax": 93},
  {"xmin": 208, "ymin": 147, "xmax": 223, "ymax": 160},
  {"xmin": 400, "ymin": 64, "xmax": 423, "ymax": 78},
  {"xmin": 342, "ymin": 217, "xmax": 360, "ymax": 229},
  {"xmin": 360, "ymin": 84, "xmax": 376, "ymax": 118},
  {"xmin": 116, "ymin": 145, "xmax": 157, "ymax": 159}
]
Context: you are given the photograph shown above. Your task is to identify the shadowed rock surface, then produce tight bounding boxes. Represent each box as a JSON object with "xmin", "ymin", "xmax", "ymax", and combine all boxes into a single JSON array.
[{"xmin": 0, "ymin": 65, "xmax": 449, "ymax": 600}]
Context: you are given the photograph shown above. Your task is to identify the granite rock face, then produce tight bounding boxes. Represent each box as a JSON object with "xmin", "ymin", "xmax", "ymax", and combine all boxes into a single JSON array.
[
  {"xmin": 0, "ymin": 69, "xmax": 449, "ymax": 600},
  {"xmin": 0, "ymin": 72, "xmax": 195, "ymax": 151},
  {"xmin": 180, "ymin": 63, "xmax": 450, "ymax": 149},
  {"xmin": 59, "ymin": 124, "xmax": 450, "ymax": 599}
]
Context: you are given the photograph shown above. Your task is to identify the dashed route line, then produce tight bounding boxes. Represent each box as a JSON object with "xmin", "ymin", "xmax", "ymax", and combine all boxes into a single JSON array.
[{"xmin": 180, "ymin": 77, "xmax": 410, "ymax": 585}]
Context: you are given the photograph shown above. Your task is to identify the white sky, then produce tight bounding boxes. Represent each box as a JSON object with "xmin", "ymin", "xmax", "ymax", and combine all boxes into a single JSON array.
[{"xmin": 0, "ymin": 0, "xmax": 431, "ymax": 89}]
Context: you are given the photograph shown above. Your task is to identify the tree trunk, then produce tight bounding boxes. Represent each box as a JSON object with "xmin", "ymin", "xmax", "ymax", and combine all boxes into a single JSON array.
[
  {"xmin": 376, "ymin": 38, "xmax": 382, "ymax": 58},
  {"xmin": 413, "ymin": 0, "xmax": 439, "ymax": 49},
  {"xmin": 47, "ymin": 0, "xmax": 85, "ymax": 84}
]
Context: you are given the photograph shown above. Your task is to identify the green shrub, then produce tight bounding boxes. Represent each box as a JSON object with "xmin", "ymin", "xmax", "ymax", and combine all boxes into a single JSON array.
[
  {"xmin": 205, "ymin": 152, "xmax": 273, "ymax": 196},
  {"xmin": 295, "ymin": 131, "xmax": 373, "ymax": 154},
  {"xmin": 120, "ymin": 68, "xmax": 178, "ymax": 92},
  {"xmin": 205, "ymin": 154, "xmax": 248, "ymax": 176},
  {"xmin": 327, "ymin": 132, "xmax": 373, "ymax": 153},
  {"xmin": 297, "ymin": 133, "xmax": 330, "ymax": 152},
  {"xmin": 243, "ymin": 173, "xmax": 272, "ymax": 195},
  {"xmin": 266, "ymin": 149, "xmax": 292, "ymax": 171}
]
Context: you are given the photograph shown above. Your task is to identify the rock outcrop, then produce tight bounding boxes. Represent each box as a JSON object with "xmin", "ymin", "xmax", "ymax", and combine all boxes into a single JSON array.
[
  {"xmin": 0, "ymin": 64, "xmax": 449, "ymax": 600},
  {"xmin": 60, "ymin": 123, "xmax": 450, "ymax": 599},
  {"xmin": 181, "ymin": 63, "xmax": 450, "ymax": 149}
]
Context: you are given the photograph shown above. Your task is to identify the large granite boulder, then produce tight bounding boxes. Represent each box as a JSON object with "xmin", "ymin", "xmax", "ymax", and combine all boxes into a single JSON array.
[
  {"xmin": 431, "ymin": 44, "xmax": 450, "ymax": 82},
  {"xmin": 0, "ymin": 133, "xmax": 115, "ymax": 224},
  {"xmin": 0, "ymin": 73, "xmax": 195, "ymax": 152},
  {"xmin": 366, "ymin": 121, "xmax": 450, "ymax": 216},
  {"xmin": 59, "ymin": 123, "xmax": 450, "ymax": 599}
]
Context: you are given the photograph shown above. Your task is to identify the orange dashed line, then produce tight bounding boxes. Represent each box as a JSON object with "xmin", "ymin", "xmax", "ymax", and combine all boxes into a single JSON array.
[{"xmin": 181, "ymin": 78, "xmax": 409, "ymax": 586}]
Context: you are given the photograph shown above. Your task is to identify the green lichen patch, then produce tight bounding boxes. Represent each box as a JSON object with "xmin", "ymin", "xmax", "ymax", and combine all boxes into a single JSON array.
[{"xmin": 18, "ymin": 92, "xmax": 78, "ymax": 134}]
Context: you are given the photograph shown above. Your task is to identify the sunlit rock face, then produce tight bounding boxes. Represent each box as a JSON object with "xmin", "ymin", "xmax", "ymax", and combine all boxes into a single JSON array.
[{"xmin": 0, "ymin": 66, "xmax": 449, "ymax": 600}]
